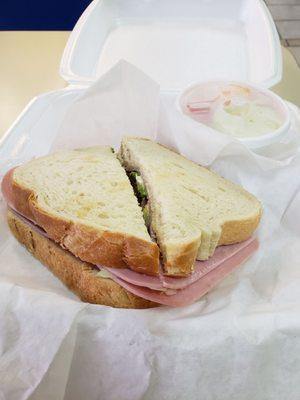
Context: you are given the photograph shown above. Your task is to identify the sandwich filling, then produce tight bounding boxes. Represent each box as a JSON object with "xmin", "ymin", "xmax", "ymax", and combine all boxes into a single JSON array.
[
  {"xmin": 7, "ymin": 207, "xmax": 258, "ymax": 307},
  {"xmin": 128, "ymin": 171, "xmax": 151, "ymax": 230}
]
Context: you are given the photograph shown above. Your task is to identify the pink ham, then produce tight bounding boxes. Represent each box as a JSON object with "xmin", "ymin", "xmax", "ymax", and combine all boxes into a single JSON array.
[
  {"xmin": 104, "ymin": 237, "xmax": 256, "ymax": 290},
  {"xmin": 10, "ymin": 207, "xmax": 258, "ymax": 305},
  {"xmin": 9, "ymin": 208, "xmax": 49, "ymax": 238},
  {"xmin": 7, "ymin": 205, "xmax": 259, "ymax": 306},
  {"xmin": 104, "ymin": 265, "xmax": 165, "ymax": 290},
  {"xmin": 1, "ymin": 168, "xmax": 15, "ymax": 208},
  {"xmin": 1, "ymin": 168, "xmax": 44, "ymax": 231},
  {"xmin": 1, "ymin": 168, "xmax": 34, "ymax": 221},
  {"xmin": 110, "ymin": 238, "xmax": 258, "ymax": 307}
]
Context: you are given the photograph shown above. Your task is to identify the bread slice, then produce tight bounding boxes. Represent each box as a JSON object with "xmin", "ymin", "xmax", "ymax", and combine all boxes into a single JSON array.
[
  {"xmin": 4, "ymin": 147, "xmax": 159, "ymax": 275},
  {"xmin": 7, "ymin": 209, "xmax": 157, "ymax": 308},
  {"xmin": 119, "ymin": 137, "xmax": 262, "ymax": 276}
]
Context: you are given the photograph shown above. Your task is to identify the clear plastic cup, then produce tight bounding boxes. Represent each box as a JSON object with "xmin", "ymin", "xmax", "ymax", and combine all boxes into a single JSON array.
[{"xmin": 177, "ymin": 80, "xmax": 290, "ymax": 149}]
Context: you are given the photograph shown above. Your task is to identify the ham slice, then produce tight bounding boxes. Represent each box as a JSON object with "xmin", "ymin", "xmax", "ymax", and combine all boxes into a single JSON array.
[
  {"xmin": 9, "ymin": 208, "xmax": 49, "ymax": 238},
  {"xmin": 2, "ymin": 168, "xmax": 46, "ymax": 235},
  {"xmin": 1, "ymin": 168, "xmax": 15, "ymax": 208},
  {"xmin": 104, "ymin": 237, "xmax": 256, "ymax": 290},
  {"xmin": 7, "ymin": 205, "xmax": 259, "ymax": 307},
  {"xmin": 1, "ymin": 168, "xmax": 34, "ymax": 221},
  {"xmin": 109, "ymin": 238, "xmax": 258, "ymax": 307}
]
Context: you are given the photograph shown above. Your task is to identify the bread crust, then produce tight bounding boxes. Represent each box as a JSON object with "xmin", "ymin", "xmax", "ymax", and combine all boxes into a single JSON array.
[
  {"xmin": 2, "ymin": 169, "xmax": 159, "ymax": 276},
  {"xmin": 163, "ymin": 236, "xmax": 202, "ymax": 276},
  {"xmin": 7, "ymin": 209, "xmax": 158, "ymax": 309},
  {"xmin": 162, "ymin": 210, "xmax": 261, "ymax": 276},
  {"xmin": 218, "ymin": 211, "xmax": 262, "ymax": 246}
]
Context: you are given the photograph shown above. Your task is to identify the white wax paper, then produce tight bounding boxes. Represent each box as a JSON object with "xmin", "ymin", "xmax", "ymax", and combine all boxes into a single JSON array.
[{"xmin": 1, "ymin": 61, "xmax": 300, "ymax": 400}]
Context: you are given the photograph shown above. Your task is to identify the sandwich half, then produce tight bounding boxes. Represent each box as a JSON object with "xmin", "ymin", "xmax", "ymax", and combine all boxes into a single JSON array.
[
  {"xmin": 119, "ymin": 137, "xmax": 262, "ymax": 276},
  {"xmin": 2, "ymin": 147, "xmax": 160, "ymax": 275}
]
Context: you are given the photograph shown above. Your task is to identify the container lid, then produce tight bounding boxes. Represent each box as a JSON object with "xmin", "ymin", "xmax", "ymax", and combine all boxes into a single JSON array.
[{"xmin": 60, "ymin": 0, "xmax": 281, "ymax": 91}]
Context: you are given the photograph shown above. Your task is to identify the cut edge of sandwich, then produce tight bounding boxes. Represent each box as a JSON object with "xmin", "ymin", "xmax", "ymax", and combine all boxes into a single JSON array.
[
  {"xmin": 7, "ymin": 209, "xmax": 158, "ymax": 309},
  {"xmin": 118, "ymin": 136, "xmax": 262, "ymax": 277},
  {"xmin": 2, "ymin": 147, "xmax": 160, "ymax": 276},
  {"xmin": 119, "ymin": 137, "xmax": 203, "ymax": 276}
]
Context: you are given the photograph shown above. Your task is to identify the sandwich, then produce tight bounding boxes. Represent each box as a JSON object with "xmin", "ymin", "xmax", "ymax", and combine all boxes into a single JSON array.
[{"xmin": 1, "ymin": 138, "xmax": 262, "ymax": 308}]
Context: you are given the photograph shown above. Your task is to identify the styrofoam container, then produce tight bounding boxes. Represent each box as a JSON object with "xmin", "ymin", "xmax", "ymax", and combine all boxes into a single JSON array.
[
  {"xmin": 0, "ymin": 0, "xmax": 282, "ymax": 168},
  {"xmin": 60, "ymin": 0, "xmax": 282, "ymax": 91},
  {"xmin": 0, "ymin": 87, "xmax": 85, "ymax": 175}
]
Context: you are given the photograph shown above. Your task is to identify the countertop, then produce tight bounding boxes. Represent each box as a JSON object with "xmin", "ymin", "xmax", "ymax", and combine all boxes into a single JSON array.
[{"xmin": 0, "ymin": 31, "xmax": 300, "ymax": 137}]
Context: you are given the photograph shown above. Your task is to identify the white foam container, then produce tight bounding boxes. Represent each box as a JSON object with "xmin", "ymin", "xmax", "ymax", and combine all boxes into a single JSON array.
[
  {"xmin": 60, "ymin": 0, "xmax": 282, "ymax": 90},
  {"xmin": 0, "ymin": 0, "xmax": 282, "ymax": 169},
  {"xmin": 0, "ymin": 88, "xmax": 86, "ymax": 175}
]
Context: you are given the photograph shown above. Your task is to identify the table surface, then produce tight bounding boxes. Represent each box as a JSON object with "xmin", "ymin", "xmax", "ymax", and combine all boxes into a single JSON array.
[{"xmin": 0, "ymin": 31, "xmax": 300, "ymax": 138}]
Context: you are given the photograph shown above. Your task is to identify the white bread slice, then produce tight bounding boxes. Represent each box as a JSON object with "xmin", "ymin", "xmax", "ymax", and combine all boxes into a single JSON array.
[
  {"xmin": 119, "ymin": 137, "xmax": 262, "ymax": 276},
  {"xmin": 5, "ymin": 147, "xmax": 159, "ymax": 275},
  {"xmin": 7, "ymin": 209, "xmax": 157, "ymax": 308}
]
